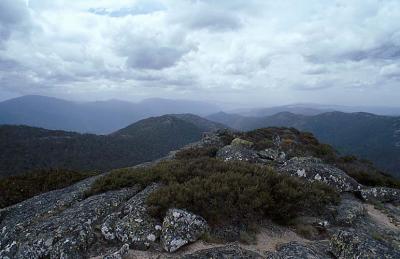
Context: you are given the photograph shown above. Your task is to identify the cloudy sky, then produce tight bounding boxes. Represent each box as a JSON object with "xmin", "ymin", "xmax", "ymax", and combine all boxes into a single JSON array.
[{"xmin": 0, "ymin": 0, "xmax": 400, "ymax": 107}]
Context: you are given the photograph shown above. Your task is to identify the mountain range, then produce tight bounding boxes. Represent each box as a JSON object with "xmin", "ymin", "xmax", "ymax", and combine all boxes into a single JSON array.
[
  {"xmin": 2, "ymin": 95, "xmax": 400, "ymax": 178},
  {"xmin": 0, "ymin": 95, "xmax": 221, "ymax": 134},
  {"xmin": 232, "ymin": 103, "xmax": 400, "ymax": 117},
  {"xmin": 0, "ymin": 114, "xmax": 225, "ymax": 177},
  {"xmin": 207, "ymin": 111, "xmax": 400, "ymax": 177}
]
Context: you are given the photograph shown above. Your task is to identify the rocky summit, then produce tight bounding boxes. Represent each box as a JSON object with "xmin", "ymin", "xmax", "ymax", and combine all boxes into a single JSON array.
[{"xmin": 1, "ymin": 128, "xmax": 400, "ymax": 258}]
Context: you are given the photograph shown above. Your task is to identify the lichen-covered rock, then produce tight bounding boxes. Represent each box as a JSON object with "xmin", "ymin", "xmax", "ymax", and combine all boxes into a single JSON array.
[
  {"xmin": 0, "ymin": 187, "xmax": 138, "ymax": 259},
  {"xmin": 265, "ymin": 241, "xmax": 328, "ymax": 259},
  {"xmin": 101, "ymin": 183, "xmax": 162, "ymax": 250},
  {"xmin": 0, "ymin": 174, "xmax": 133, "ymax": 259},
  {"xmin": 329, "ymin": 228, "xmax": 400, "ymax": 258},
  {"xmin": 334, "ymin": 196, "xmax": 366, "ymax": 226},
  {"xmin": 257, "ymin": 149, "xmax": 286, "ymax": 163},
  {"xmin": 161, "ymin": 209, "xmax": 208, "ymax": 252},
  {"xmin": 182, "ymin": 244, "xmax": 263, "ymax": 258},
  {"xmin": 103, "ymin": 244, "xmax": 129, "ymax": 259},
  {"xmin": 279, "ymin": 157, "xmax": 361, "ymax": 192},
  {"xmin": 231, "ymin": 138, "xmax": 254, "ymax": 148},
  {"xmin": 0, "ymin": 175, "xmax": 103, "ymax": 255},
  {"xmin": 216, "ymin": 145, "xmax": 260, "ymax": 163},
  {"xmin": 360, "ymin": 187, "xmax": 400, "ymax": 203}
]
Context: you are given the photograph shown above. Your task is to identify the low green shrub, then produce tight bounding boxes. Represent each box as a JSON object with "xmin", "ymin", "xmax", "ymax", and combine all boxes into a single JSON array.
[
  {"xmin": 0, "ymin": 169, "xmax": 96, "ymax": 208},
  {"xmin": 89, "ymin": 158, "xmax": 339, "ymax": 226}
]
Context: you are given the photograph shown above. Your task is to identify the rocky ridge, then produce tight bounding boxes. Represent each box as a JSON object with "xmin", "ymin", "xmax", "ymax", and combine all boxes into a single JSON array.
[{"xmin": 1, "ymin": 129, "xmax": 399, "ymax": 258}]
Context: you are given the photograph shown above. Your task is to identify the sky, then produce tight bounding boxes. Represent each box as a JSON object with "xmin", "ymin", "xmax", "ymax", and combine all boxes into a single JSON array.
[{"xmin": 0, "ymin": 0, "xmax": 400, "ymax": 107}]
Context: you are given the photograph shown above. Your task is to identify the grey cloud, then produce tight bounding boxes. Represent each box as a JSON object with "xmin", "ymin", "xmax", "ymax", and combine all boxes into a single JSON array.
[
  {"xmin": 0, "ymin": 0, "xmax": 31, "ymax": 45},
  {"xmin": 306, "ymin": 42, "xmax": 400, "ymax": 64},
  {"xmin": 126, "ymin": 46, "xmax": 190, "ymax": 70},
  {"xmin": 2, "ymin": 0, "xmax": 400, "ymax": 106},
  {"xmin": 187, "ymin": 11, "xmax": 241, "ymax": 31},
  {"xmin": 380, "ymin": 64, "xmax": 400, "ymax": 79},
  {"xmin": 303, "ymin": 66, "xmax": 328, "ymax": 75},
  {"xmin": 340, "ymin": 44, "xmax": 400, "ymax": 62},
  {"xmin": 168, "ymin": 1, "xmax": 243, "ymax": 32},
  {"xmin": 88, "ymin": 1, "xmax": 165, "ymax": 17},
  {"xmin": 0, "ymin": 57, "xmax": 22, "ymax": 71}
]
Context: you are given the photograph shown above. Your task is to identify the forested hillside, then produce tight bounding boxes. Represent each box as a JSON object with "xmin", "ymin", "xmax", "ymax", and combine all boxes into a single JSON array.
[{"xmin": 0, "ymin": 115, "xmax": 224, "ymax": 177}]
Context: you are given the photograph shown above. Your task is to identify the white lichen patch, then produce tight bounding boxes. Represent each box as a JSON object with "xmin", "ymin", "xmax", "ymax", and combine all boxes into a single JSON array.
[{"xmin": 296, "ymin": 169, "xmax": 306, "ymax": 177}]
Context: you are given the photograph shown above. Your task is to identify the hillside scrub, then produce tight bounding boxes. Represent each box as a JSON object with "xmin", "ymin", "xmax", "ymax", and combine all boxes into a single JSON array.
[
  {"xmin": 239, "ymin": 127, "xmax": 337, "ymax": 162},
  {"xmin": 174, "ymin": 146, "xmax": 218, "ymax": 160},
  {"xmin": 0, "ymin": 169, "xmax": 96, "ymax": 208},
  {"xmin": 88, "ymin": 158, "xmax": 339, "ymax": 225},
  {"xmin": 238, "ymin": 128, "xmax": 400, "ymax": 188},
  {"xmin": 335, "ymin": 156, "xmax": 400, "ymax": 189}
]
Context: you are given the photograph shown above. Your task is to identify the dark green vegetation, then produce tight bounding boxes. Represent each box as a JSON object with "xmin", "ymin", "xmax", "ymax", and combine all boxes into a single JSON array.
[
  {"xmin": 0, "ymin": 115, "xmax": 224, "ymax": 177},
  {"xmin": 207, "ymin": 111, "xmax": 400, "ymax": 177},
  {"xmin": 0, "ymin": 169, "xmax": 95, "ymax": 209},
  {"xmin": 88, "ymin": 158, "xmax": 339, "ymax": 225}
]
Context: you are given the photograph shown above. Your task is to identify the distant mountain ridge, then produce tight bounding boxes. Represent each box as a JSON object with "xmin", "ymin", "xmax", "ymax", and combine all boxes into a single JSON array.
[
  {"xmin": 0, "ymin": 95, "xmax": 221, "ymax": 134},
  {"xmin": 0, "ymin": 114, "xmax": 226, "ymax": 177},
  {"xmin": 231, "ymin": 103, "xmax": 400, "ymax": 117},
  {"xmin": 207, "ymin": 111, "xmax": 400, "ymax": 177}
]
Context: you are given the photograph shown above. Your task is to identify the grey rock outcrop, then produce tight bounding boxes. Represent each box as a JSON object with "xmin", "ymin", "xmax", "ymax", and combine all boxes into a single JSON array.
[
  {"xmin": 216, "ymin": 145, "xmax": 260, "ymax": 163},
  {"xmin": 329, "ymin": 228, "xmax": 400, "ymax": 258},
  {"xmin": 1, "ymin": 187, "xmax": 138, "ymax": 259},
  {"xmin": 161, "ymin": 209, "xmax": 208, "ymax": 252},
  {"xmin": 333, "ymin": 196, "xmax": 367, "ymax": 226},
  {"xmin": 279, "ymin": 157, "xmax": 361, "ymax": 192},
  {"xmin": 101, "ymin": 183, "xmax": 162, "ymax": 250},
  {"xmin": 182, "ymin": 245, "xmax": 263, "ymax": 259},
  {"xmin": 360, "ymin": 187, "xmax": 400, "ymax": 203}
]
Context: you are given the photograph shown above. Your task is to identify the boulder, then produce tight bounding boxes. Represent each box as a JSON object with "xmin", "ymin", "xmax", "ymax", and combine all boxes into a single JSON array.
[
  {"xmin": 360, "ymin": 187, "xmax": 400, "ymax": 203},
  {"xmin": 257, "ymin": 149, "xmax": 286, "ymax": 163},
  {"xmin": 279, "ymin": 157, "xmax": 361, "ymax": 192},
  {"xmin": 329, "ymin": 228, "xmax": 400, "ymax": 258},
  {"xmin": 182, "ymin": 244, "xmax": 263, "ymax": 259},
  {"xmin": 101, "ymin": 183, "xmax": 162, "ymax": 250},
  {"xmin": 161, "ymin": 209, "xmax": 208, "ymax": 252},
  {"xmin": 231, "ymin": 138, "xmax": 254, "ymax": 148}
]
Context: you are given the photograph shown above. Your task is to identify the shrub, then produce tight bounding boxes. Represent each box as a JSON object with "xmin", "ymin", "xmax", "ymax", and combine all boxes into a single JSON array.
[
  {"xmin": 175, "ymin": 147, "xmax": 218, "ymax": 160},
  {"xmin": 0, "ymin": 169, "xmax": 96, "ymax": 208},
  {"xmin": 89, "ymin": 158, "xmax": 340, "ymax": 226}
]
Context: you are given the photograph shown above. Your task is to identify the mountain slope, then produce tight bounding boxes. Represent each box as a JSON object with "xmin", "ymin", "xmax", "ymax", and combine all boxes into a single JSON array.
[
  {"xmin": 0, "ymin": 95, "xmax": 220, "ymax": 134},
  {"xmin": 207, "ymin": 111, "xmax": 400, "ymax": 177},
  {"xmin": 0, "ymin": 114, "xmax": 225, "ymax": 177}
]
